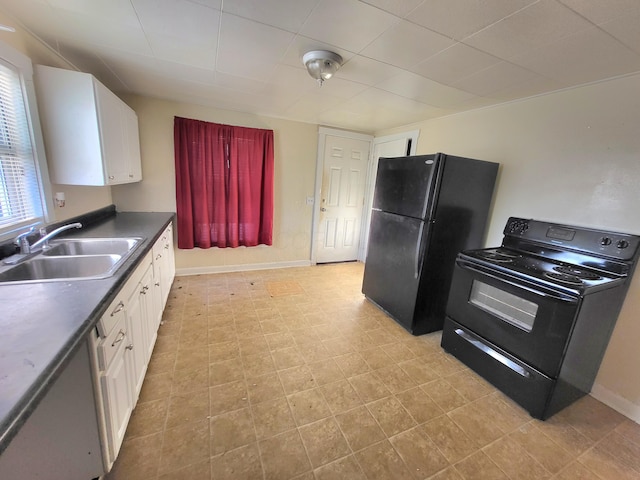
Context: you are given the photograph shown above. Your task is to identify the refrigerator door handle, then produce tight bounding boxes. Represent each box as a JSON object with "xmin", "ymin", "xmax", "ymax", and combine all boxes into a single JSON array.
[{"xmin": 414, "ymin": 222, "xmax": 425, "ymax": 279}]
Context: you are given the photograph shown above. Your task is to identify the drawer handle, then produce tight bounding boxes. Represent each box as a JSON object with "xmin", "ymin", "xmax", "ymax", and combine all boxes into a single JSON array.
[
  {"xmin": 164, "ymin": 244, "xmax": 170, "ymax": 249},
  {"xmin": 112, "ymin": 329, "xmax": 126, "ymax": 347},
  {"xmin": 141, "ymin": 285, "xmax": 149, "ymax": 295},
  {"xmin": 156, "ymin": 254, "xmax": 162, "ymax": 260},
  {"xmin": 126, "ymin": 344, "xmax": 134, "ymax": 350},
  {"xmin": 110, "ymin": 301, "xmax": 125, "ymax": 316},
  {"xmin": 155, "ymin": 282, "xmax": 160, "ymax": 287},
  {"xmin": 454, "ymin": 328, "xmax": 531, "ymax": 378}
]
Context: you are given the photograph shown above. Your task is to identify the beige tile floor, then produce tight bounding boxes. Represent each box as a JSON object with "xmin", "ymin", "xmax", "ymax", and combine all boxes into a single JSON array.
[{"xmin": 106, "ymin": 262, "xmax": 640, "ymax": 480}]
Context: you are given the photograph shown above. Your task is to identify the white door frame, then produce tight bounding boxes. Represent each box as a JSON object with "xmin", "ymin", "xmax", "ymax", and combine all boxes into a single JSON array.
[
  {"xmin": 359, "ymin": 130, "xmax": 420, "ymax": 261},
  {"xmin": 310, "ymin": 127, "xmax": 373, "ymax": 264}
]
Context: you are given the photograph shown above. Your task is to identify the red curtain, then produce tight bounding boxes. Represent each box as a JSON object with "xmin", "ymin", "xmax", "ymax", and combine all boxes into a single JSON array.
[{"xmin": 174, "ymin": 117, "xmax": 274, "ymax": 249}]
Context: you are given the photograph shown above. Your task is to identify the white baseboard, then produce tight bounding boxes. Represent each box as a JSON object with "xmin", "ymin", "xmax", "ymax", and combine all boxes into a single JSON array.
[
  {"xmin": 176, "ymin": 260, "xmax": 312, "ymax": 276},
  {"xmin": 591, "ymin": 383, "xmax": 640, "ymax": 423}
]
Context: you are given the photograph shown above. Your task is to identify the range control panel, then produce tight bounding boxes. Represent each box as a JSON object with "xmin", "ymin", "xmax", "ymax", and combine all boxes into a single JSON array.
[{"xmin": 503, "ymin": 217, "xmax": 640, "ymax": 261}]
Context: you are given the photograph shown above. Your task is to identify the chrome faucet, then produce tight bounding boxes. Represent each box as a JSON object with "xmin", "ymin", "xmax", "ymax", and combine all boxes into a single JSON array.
[
  {"xmin": 29, "ymin": 222, "xmax": 83, "ymax": 252},
  {"xmin": 13, "ymin": 226, "xmax": 35, "ymax": 254}
]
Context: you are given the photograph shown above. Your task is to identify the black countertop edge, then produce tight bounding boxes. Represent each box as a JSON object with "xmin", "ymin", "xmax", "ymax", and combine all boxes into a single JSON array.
[{"xmin": 0, "ymin": 208, "xmax": 175, "ymax": 455}]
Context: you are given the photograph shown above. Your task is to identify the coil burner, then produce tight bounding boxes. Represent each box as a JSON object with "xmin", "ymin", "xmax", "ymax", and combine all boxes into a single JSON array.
[
  {"xmin": 477, "ymin": 251, "xmax": 519, "ymax": 263},
  {"xmin": 544, "ymin": 271, "xmax": 584, "ymax": 285},
  {"xmin": 553, "ymin": 265, "xmax": 602, "ymax": 281}
]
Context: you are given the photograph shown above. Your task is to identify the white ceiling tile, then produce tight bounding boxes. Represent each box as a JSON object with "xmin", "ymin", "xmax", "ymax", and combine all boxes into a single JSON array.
[
  {"xmin": 212, "ymin": 71, "xmax": 266, "ymax": 94},
  {"xmin": 599, "ymin": 12, "xmax": 640, "ymax": 55},
  {"xmin": 409, "ymin": 0, "xmax": 537, "ymax": 40},
  {"xmin": 511, "ymin": 26, "xmax": 640, "ymax": 85},
  {"xmin": 216, "ymin": 13, "xmax": 294, "ymax": 80},
  {"xmin": 351, "ymin": 87, "xmax": 449, "ymax": 117},
  {"xmin": 3, "ymin": 0, "xmax": 640, "ymax": 132},
  {"xmin": 132, "ymin": 0, "xmax": 220, "ymax": 67},
  {"xmin": 43, "ymin": 11, "xmax": 153, "ymax": 56},
  {"xmin": 299, "ymin": 0, "xmax": 399, "ymax": 53},
  {"xmin": 410, "ymin": 43, "xmax": 500, "ymax": 85},
  {"xmin": 222, "ymin": 0, "xmax": 320, "ymax": 33},
  {"xmin": 132, "ymin": 0, "xmax": 220, "ymax": 38},
  {"xmin": 186, "ymin": 0, "xmax": 222, "ymax": 10},
  {"xmin": 95, "ymin": 46, "xmax": 216, "ymax": 88},
  {"xmin": 453, "ymin": 61, "xmax": 540, "ymax": 96},
  {"xmin": 464, "ymin": 0, "xmax": 595, "ymax": 60},
  {"xmin": 376, "ymin": 71, "xmax": 476, "ymax": 108},
  {"xmin": 282, "ymin": 92, "xmax": 345, "ymax": 119},
  {"xmin": 143, "ymin": 32, "xmax": 216, "ymax": 68},
  {"xmin": 312, "ymin": 76, "xmax": 370, "ymax": 99},
  {"xmin": 360, "ymin": 20, "xmax": 455, "ymax": 69},
  {"xmin": 0, "ymin": 0, "xmax": 53, "ymax": 34},
  {"xmin": 336, "ymin": 55, "xmax": 404, "ymax": 86},
  {"xmin": 46, "ymin": 0, "xmax": 141, "ymax": 27},
  {"xmin": 558, "ymin": 0, "xmax": 640, "ymax": 24},
  {"xmin": 359, "ymin": 0, "xmax": 425, "ymax": 18},
  {"xmin": 264, "ymin": 64, "xmax": 317, "ymax": 96},
  {"xmin": 487, "ymin": 75, "xmax": 567, "ymax": 101},
  {"xmin": 54, "ymin": 42, "xmax": 124, "ymax": 87}
]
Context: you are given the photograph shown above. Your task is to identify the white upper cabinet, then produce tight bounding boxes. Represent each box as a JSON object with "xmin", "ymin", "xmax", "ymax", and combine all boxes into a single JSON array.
[{"xmin": 34, "ymin": 65, "xmax": 142, "ymax": 186}]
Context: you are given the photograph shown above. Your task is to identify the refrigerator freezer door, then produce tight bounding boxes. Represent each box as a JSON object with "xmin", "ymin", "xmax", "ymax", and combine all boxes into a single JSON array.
[
  {"xmin": 362, "ymin": 210, "xmax": 430, "ymax": 331},
  {"xmin": 372, "ymin": 154, "xmax": 439, "ymax": 220}
]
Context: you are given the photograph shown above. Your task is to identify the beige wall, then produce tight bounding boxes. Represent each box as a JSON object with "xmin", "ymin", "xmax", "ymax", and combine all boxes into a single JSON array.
[
  {"xmin": 0, "ymin": 13, "xmax": 112, "ymax": 223},
  {"xmin": 112, "ymin": 96, "xmax": 319, "ymax": 272},
  {"xmin": 379, "ymin": 73, "xmax": 640, "ymax": 420}
]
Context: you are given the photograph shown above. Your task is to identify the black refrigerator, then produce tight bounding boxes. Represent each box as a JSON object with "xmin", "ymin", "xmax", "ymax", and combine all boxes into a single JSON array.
[{"xmin": 362, "ymin": 153, "xmax": 499, "ymax": 335}]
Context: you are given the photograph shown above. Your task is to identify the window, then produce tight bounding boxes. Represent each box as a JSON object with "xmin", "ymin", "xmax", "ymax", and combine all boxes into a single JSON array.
[
  {"xmin": 174, "ymin": 117, "xmax": 274, "ymax": 249},
  {"xmin": 0, "ymin": 42, "xmax": 50, "ymax": 241}
]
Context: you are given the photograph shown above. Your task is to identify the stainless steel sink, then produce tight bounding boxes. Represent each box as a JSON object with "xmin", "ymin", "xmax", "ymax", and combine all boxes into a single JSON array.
[
  {"xmin": 0, "ymin": 236, "xmax": 144, "ymax": 284},
  {"xmin": 0, "ymin": 255, "xmax": 122, "ymax": 283},
  {"xmin": 42, "ymin": 237, "xmax": 142, "ymax": 257}
]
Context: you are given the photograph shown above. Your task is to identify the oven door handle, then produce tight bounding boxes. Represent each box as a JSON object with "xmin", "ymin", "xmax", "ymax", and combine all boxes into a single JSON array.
[
  {"xmin": 455, "ymin": 259, "xmax": 579, "ymax": 304},
  {"xmin": 454, "ymin": 328, "xmax": 531, "ymax": 378}
]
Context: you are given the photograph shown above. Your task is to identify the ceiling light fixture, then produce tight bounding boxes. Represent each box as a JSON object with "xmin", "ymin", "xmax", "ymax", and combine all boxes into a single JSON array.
[
  {"xmin": 302, "ymin": 50, "xmax": 343, "ymax": 86},
  {"xmin": 0, "ymin": 24, "xmax": 16, "ymax": 33}
]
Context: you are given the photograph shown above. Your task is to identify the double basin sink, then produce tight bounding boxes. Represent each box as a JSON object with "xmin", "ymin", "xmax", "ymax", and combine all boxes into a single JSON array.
[{"xmin": 0, "ymin": 238, "xmax": 143, "ymax": 284}]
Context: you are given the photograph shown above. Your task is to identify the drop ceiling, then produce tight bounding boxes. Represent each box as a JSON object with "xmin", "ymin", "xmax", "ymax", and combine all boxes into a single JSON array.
[{"xmin": 2, "ymin": 0, "xmax": 640, "ymax": 133}]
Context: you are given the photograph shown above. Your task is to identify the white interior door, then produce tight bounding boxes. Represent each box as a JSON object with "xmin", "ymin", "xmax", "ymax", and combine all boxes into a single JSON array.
[{"xmin": 315, "ymin": 134, "xmax": 371, "ymax": 263}]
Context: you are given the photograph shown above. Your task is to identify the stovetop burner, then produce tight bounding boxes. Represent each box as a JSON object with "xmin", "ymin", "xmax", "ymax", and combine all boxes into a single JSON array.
[
  {"xmin": 553, "ymin": 265, "xmax": 602, "ymax": 281},
  {"xmin": 463, "ymin": 247, "xmax": 622, "ymax": 293},
  {"xmin": 476, "ymin": 251, "xmax": 519, "ymax": 262},
  {"xmin": 543, "ymin": 271, "xmax": 584, "ymax": 285}
]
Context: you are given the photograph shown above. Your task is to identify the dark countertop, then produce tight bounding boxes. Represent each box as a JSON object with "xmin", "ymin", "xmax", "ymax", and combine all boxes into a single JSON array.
[{"xmin": 0, "ymin": 210, "xmax": 174, "ymax": 455}]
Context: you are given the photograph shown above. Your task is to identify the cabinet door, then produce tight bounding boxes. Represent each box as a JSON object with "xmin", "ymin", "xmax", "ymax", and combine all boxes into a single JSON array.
[
  {"xmin": 140, "ymin": 266, "xmax": 157, "ymax": 363},
  {"xmin": 123, "ymin": 106, "xmax": 142, "ymax": 182},
  {"xmin": 125, "ymin": 287, "xmax": 147, "ymax": 400},
  {"xmin": 100, "ymin": 349, "xmax": 132, "ymax": 461},
  {"xmin": 94, "ymin": 80, "xmax": 128, "ymax": 184},
  {"xmin": 160, "ymin": 224, "xmax": 175, "ymax": 307}
]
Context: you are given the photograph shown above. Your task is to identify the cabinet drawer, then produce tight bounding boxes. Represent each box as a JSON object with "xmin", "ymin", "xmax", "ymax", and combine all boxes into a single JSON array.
[
  {"xmin": 97, "ymin": 295, "xmax": 127, "ymax": 338},
  {"xmin": 97, "ymin": 314, "xmax": 128, "ymax": 371}
]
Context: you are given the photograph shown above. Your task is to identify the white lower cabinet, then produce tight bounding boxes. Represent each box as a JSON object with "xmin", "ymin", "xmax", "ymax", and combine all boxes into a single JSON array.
[
  {"xmin": 100, "ymin": 340, "xmax": 132, "ymax": 461},
  {"xmin": 91, "ymin": 224, "xmax": 175, "ymax": 470},
  {"xmin": 153, "ymin": 223, "xmax": 175, "ymax": 311}
]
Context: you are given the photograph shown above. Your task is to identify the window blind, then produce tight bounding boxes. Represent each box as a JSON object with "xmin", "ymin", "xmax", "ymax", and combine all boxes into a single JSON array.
[{"xmin": 0, "ymin": 58, "xmax": 43, "ymax": 232}]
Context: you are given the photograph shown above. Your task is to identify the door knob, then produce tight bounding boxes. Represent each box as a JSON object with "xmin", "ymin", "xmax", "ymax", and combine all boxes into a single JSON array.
[{"xmin": 320, "ymin": 207, "xmax": 327, "ymax": 212}]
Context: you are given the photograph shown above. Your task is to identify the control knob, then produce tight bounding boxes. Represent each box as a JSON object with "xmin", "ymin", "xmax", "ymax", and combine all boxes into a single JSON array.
[
  {"xmin": 600, "ymin": 237, "xmax": 612, "ymax": 246},
  {"xmin": 617, "ymin": 239, "xmax": 629, "ymax": 249}
]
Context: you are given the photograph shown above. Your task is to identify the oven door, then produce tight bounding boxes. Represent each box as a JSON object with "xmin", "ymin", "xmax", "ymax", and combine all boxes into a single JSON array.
[{"xmin": 445, "ymin": 258, "xmax": 580, "ymax": 377}]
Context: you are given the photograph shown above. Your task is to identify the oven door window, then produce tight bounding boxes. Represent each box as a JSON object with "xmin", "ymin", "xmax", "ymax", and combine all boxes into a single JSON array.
[{"xmin": 469, "ymin": 281, "xmax": 538, "ymax": 332}]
